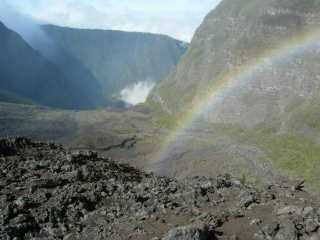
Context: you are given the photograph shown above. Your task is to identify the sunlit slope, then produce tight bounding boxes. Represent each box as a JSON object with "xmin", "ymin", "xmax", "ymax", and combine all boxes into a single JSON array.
[{"xmin": 147, "ymin": 0, "xmax": 320, "ymax": 188}]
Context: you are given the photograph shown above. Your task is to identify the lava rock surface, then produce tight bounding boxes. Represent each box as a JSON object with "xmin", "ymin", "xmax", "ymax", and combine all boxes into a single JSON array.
[{"xmin": 0, "ymin": 138, "xmax": 319, "ymax": 240}]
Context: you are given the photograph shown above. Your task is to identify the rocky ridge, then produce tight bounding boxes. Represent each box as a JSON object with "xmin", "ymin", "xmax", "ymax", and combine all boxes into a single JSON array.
[{"xmin": 1, "ymin": 138, "xmax": 320, "ymax": 240}]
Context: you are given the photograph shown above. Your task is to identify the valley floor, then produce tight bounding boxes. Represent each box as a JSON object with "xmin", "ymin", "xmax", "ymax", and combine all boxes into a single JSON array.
[{"xmin": 1, "ymin": 101, "xmax": 320, "ymax": 191}]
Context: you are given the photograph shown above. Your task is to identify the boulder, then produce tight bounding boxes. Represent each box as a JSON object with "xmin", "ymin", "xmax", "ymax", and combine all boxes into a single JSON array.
[{"xmin": 162, "ymin": 224, "xmax": 215, "ymax": 240}]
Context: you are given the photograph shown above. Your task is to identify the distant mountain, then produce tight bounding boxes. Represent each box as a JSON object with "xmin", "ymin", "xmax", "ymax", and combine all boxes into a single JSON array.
[
  {"xmin": 41, "ymin": 25, "xmax": 188, "ymax": 99},
  {"xmin": 0, "ymin": 21, "xmax": 104, "ymax": 109},
  {"xmin": 0, "ymin": 21, "xmax": 186, "ymax": 109}
]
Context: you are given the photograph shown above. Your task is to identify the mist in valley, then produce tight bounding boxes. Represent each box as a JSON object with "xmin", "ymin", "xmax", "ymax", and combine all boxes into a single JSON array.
[{"xmin": 119, "ymin": 81, "xmax": 155, "ymax": 106}]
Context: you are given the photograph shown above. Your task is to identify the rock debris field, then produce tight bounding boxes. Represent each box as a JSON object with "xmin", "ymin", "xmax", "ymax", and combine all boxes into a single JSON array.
[{"xmin": 0, "ymin": 137, "xmax": 320, "ymax": 240}]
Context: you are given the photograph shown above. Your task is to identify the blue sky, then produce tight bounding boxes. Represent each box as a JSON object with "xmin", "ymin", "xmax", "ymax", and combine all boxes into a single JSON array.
[{"xmin": 2, "ymin": 0, "xmax": 222, "ymax": 41}]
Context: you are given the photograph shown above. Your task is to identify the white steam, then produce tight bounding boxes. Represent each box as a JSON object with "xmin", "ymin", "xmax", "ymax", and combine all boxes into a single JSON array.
[{"xmin": 120, "ymin": 81, "xmax": 155, "ymax": 105}]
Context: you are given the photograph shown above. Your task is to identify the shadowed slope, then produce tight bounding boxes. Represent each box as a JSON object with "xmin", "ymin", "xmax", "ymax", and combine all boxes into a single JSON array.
[
  {"xmin": 0, "ymin": 22, "xmax": 104, "ymax": 109},
  {"xmin": 42, "ymin": 25, "xmax": 187, "ymax": 99}
]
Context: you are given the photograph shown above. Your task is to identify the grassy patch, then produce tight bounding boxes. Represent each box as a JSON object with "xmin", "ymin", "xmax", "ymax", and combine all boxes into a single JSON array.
[
  {"xmin": 218, "ymin": 124, "xmax": 320, "ymax": 189},
  {"xmin": 288, "ymin": 101, "xmax": 320, "ymax": 132}
]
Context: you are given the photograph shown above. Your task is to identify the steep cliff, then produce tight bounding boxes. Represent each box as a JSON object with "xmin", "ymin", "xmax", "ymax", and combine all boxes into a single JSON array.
[{"xmin": 148, "ymin": 0, "xmax": 320, "ymax": 187}]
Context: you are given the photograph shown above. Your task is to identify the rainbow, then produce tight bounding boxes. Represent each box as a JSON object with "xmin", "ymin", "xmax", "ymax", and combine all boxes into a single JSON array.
[{"xmin": 151, "ymin": 28, "xmax": 320, "ymax": 172}]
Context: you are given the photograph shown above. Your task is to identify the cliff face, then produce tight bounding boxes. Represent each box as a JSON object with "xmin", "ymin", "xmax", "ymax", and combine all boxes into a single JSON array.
[
  {"xmin": 150, "ymin": 0, "xmax": 320, "ymax": 120},
  {"xmin": 147, "ymin": 0, "xmax": 320, "ymax": 186},
  {"xmin": 42, "ymin": 25, "xmax": 187, "ymax": 99}
]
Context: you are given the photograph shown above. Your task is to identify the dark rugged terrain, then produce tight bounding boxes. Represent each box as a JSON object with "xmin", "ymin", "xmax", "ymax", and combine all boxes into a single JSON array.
[{"xmin": 1, "ymin": 138, "xmax": 320, "ymax": 240}]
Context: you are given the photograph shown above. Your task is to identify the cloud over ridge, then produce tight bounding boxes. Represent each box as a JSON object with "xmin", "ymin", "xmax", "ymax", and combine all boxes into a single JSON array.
[{"xmin": 2, "ymin": 0, "xmax": 222, "ymax": 41}]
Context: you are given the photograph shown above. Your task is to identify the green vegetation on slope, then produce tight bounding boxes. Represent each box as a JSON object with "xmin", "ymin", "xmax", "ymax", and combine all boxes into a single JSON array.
[{"xmin": 216, "ymin": 124, "xmax": 320, "ymax": 189}]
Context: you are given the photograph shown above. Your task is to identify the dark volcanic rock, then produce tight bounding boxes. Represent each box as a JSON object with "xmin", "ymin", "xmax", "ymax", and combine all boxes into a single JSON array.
[{"xmin": 0, "ymin": 137, "xmax": 319, "ymax": 240}]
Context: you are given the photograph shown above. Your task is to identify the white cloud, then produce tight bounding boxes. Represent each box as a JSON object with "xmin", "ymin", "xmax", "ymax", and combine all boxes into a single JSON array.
[
  {"xmin": 4, "ymin": 0, "xmax": 222, "ymax": 41},
  {"xmin": 120, "ymin": 81, "xmax": 155, "ymax": 105}
]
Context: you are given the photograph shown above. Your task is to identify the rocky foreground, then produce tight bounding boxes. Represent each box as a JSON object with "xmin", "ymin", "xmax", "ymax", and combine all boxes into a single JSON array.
[{"xmin": 0, "ymin": 138, "xmax": 320, "ymax": 240}]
